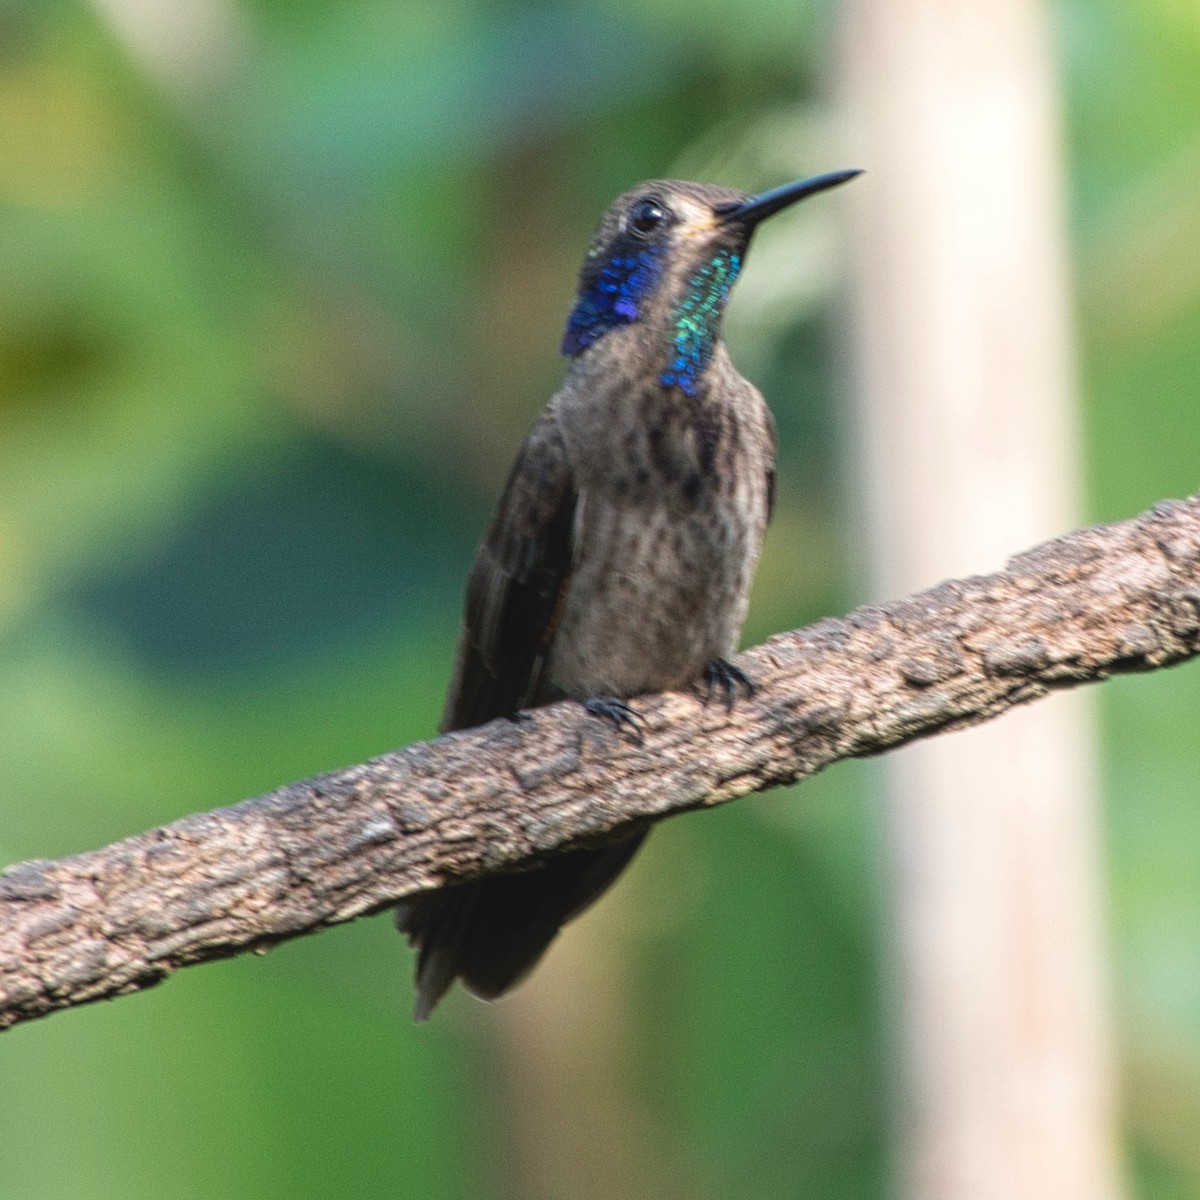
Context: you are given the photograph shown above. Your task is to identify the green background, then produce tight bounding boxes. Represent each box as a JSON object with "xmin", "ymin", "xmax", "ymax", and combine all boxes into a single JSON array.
[{"xmin": 2, "ymin": 0, "xmax": 1200, "ymax": 1195}]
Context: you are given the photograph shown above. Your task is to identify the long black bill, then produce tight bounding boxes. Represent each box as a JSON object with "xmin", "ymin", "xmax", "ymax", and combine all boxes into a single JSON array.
[{"xmin": 716, "ymin": 168, "xmax": 863, "ymax": 228}]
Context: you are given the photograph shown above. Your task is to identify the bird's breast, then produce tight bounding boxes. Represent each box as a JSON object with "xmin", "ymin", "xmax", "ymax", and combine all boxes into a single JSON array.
[{"xmin": 546, "ymin": 399, "xmax": 771, "ymax": 700}]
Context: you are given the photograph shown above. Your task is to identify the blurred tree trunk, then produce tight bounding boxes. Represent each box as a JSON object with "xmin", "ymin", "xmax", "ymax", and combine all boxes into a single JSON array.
[
  {"xmin": 473, "ymin": 155, "xmax": 692, "ymax": 1200},
  {"xmin": 836, "ymin": 3, "xmax": 1122, "ymax": 1197},
  {"xmin": 488, "ymin": 875, "xmax": 693, "ymax": 1200}
]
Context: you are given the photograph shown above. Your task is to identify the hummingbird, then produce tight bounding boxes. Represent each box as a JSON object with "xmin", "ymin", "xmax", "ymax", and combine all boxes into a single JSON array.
[{"xmin": 397, "ymin": 169, "xmax": 861, "ymax": 1021}]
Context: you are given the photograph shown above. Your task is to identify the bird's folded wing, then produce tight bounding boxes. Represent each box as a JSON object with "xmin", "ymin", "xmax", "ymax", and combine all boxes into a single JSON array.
[{"xmin": 440, "ymin": 413, "xmax": 579, "ymax": 733}]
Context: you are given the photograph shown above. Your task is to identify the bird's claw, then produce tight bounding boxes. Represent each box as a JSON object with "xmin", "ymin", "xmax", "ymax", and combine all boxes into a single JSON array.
[
  {"xmin": 703, "ymin": 658, "xmax": 755, "ymax": 712},
  {"xmin": 583, "ymin": 696, "xmax": 646, "ymax": 742}
]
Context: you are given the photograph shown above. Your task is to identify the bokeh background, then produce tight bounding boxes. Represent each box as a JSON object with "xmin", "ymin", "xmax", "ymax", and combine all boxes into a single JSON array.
[{"xmin": 2, "ymin": 1, "xmax": 1200, "ymax": 1196}]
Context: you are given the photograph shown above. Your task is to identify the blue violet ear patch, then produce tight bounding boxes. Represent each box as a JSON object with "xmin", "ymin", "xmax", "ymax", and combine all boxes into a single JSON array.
[{"xmin": 562, "ymin": 244, "xmax": 666, "ymax": 356}]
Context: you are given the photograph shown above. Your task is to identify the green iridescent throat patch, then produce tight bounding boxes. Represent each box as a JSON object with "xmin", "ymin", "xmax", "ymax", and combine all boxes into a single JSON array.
[{"xmin": 660, "ymin": 251, "xmax": 742, "ymax": 395}]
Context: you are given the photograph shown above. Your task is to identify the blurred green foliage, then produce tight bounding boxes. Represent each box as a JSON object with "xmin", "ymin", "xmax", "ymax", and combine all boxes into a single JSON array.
[{"xmin": 2, "ymin": 0, "xmax": 1200, "ymax": 1195}]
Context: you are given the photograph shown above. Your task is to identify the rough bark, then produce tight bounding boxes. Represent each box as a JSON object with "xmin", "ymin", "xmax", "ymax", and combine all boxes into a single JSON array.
[{"xmin": 2, "ymin": 495, "xmax": 1199, "ymax": 1031}]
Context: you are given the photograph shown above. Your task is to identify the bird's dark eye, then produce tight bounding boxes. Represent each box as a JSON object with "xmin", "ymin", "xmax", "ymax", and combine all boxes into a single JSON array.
[{"xmin": 628, "ymin": 197, "xmax": 668, "ymax": 237}]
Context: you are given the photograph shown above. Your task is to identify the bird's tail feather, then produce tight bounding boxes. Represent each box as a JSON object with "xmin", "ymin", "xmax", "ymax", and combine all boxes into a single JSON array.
[{"xmin": 396, "ymin": 834, "xmax": 647, "ymax": 1021}]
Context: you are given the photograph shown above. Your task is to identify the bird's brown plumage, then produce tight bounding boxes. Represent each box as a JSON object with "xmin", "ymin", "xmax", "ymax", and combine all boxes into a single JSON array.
[{"xmin": 395, "ymin": 174, "xmax": 858, "ymax": 1019}]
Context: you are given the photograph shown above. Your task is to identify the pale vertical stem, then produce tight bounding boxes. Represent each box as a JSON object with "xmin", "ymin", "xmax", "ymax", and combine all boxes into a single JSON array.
[
  {"xmin": 836, "ymin": 3, "xmax": 1122, "ymax": 1197},
  {"xmin": 485, "ymin": 873, "xmax": 695, "ymax": 1200}
]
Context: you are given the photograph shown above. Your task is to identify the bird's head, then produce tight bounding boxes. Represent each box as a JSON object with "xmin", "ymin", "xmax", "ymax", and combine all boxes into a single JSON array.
[{"xmin": 562, "ymin": 171, "xmax": 861, "ymax": 394}]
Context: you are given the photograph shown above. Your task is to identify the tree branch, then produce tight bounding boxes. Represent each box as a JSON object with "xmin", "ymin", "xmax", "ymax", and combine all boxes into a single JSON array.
[{"xmin": 3, "ymin": 496, "xmax": 1199, "ymax": 1030}]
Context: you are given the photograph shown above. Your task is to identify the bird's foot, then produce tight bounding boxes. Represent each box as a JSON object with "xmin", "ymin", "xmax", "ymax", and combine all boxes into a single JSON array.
[
  {"xmin": 583, "ymin": 696, "xmax": 646, "ymax": 743},
  {"xmin": 702, "ymin": 658, "xmax": 755, "ymax": 712}
]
